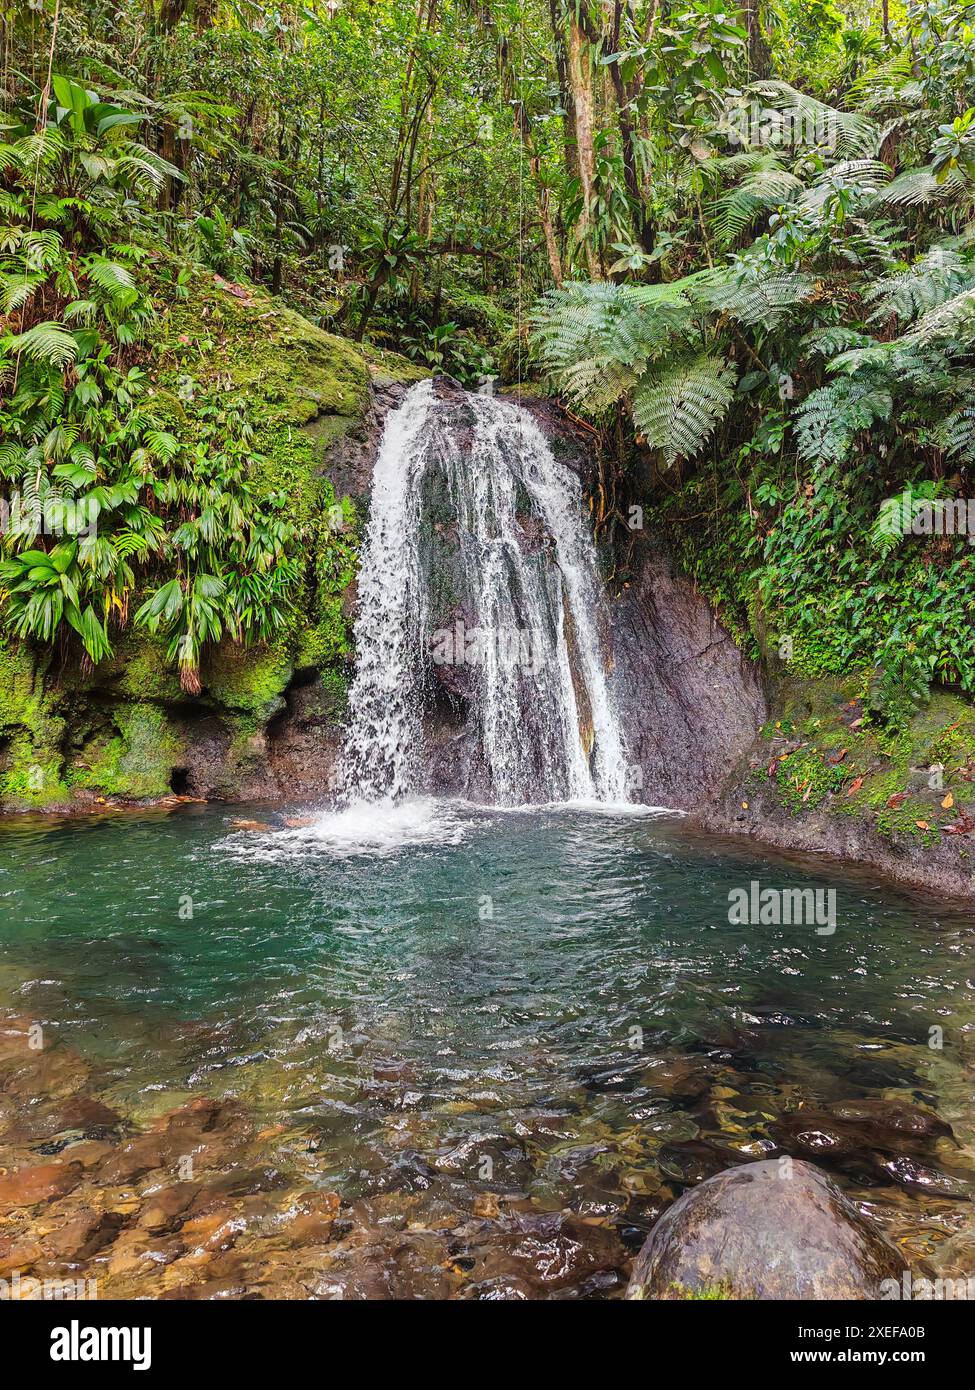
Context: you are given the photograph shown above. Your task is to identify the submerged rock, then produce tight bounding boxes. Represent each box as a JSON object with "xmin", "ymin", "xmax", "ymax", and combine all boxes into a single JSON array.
[
  {"xmin": 626, "ymin": 1159, "xmax": 908, "ymax": 1300},
  {"xmin": 0, "ymin": 1160, "xmax": 83, "ymax": 1211}
]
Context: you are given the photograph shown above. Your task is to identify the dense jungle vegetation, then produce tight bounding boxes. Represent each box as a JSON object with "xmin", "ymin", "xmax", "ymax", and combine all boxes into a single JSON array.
[{"xmin": 1, "ymin": 0, "xmax": 974, "ymax": 721}]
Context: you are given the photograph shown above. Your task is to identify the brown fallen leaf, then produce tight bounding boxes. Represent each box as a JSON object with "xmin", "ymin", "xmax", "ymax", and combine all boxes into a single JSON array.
[
  {"xmin": 827, "ymin": 747, "xmax": 848, "ymax": 764},
  {"xmin": 941, "ymin": 792, "xmax": 954, "ymax": 809},
  {"xmin": 849, "ymin": 717, "xmax": 864, "ymax": 729},
  {"xmin": 915, "ymin": 820, "xmax": 931, "ymax": 830},
  {"xmin": 846, "ymin": 776, "xmax": 864, "ymax": 796},
  {"xmin": 886, "ymin": 792, "xmax": 908, "ymax": 809}
]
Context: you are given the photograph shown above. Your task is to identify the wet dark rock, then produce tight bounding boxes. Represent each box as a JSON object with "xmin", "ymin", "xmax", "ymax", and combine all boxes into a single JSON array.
[
  {"xmin": 772, "ymin": 1112, "xmax": 869, "ymax": 1161},
  {"xmin": 138, "ymin": 1182, "xmax": 201, "ymax": 1233},
  {"xmin": 608, "ymin": 543, "xmax": 767, "ymax": 808},
  {"xmin": 626, "ymin": 1159, "xmax": 908, "ymax": 1300},
  {"xmin": 306, "ymin": 1230, "xmax": 457, "ymax": 1300},
  {"xmin": 875, "ymin": 1155, "xmax": 970, "ymax": 1199},
  {"xmin": 824, "ymin": 1098, "xmax": 952, "ymax": 1144},
  {"xmin": 657, "ymin": 1138, "xmax": 752, "ymax": 1187},
  {"xmin": 579, "ymin": 1061, "xmax": 644, "ymax": 1094},
  {"xmin": 772, "ymin": 1102, "xmax": 959, "ymax": 1195},
  {"xmin": 45, "ymin": 1209, "xmax": 123, "ymax": 1261},
  {"xmin": 371, "ymin": 1059, "xmax": 416, "ymax": 1085},
  {"xmin": 278, "ymin": 1190, "xmax": 341, "ymax": 1245},
  {"xmin": 99, "ymin": 1097, "xmax": 250, "ymax": 1185},
  {"xmin": 18, "ymin": 1094, "xmax": 122, "ymax": 1142},
  {"xmin": 0, "ymin": 1235, "xmax": 43, "ymax": 1276},
  {"xmin": 160, "ymin": 1278, "xmax": 259, "ymax": 1300},
  {"xmin": 359, "ymin": 1147, "xmax": 438, "ymax": 1194},
  {"xmin": 485, "ymin": 1210, "xmax": 627, "ymax": 1293},
  {"xmin": 642, "ymin": 1055, "xmax": 714, "ymax": 1101},
  {"xmin": 457, "ymin": 1274, "xmax": 534, "ymax": 1300},
  {"xmin": 433, "ymin": 1132, "xmax": 532, "ymax": 1191}
]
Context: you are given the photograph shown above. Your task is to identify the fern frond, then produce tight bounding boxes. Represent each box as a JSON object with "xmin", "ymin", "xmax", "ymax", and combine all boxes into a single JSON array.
[
  {"xmin": 632, "ymin": 353, "xmax": 737, "ymax": 466},
  {"xmin": 795, "ymin": 378, "xmax": 893, "ymax": 463},
  {"xmin": 530, "ymin": 280, "xmax": 696, "ymax": 409},
  {"xmin": 747, "ymin": 81, "xmax": 878, "ymax": 156},
  {"xmin": 937, "ymin": 400, "xmax": 975, "ymax": 464},
  {"xmin": 3, "ymin": 321, "xmax": 78, "ymax": 367},
  {"xmin": 698, "ymin": 268, "xmax": 817, "ymax": 328},
  {"xmin": 864, "ymin": 247, "xmax": 975, "ymax": 324},
  {"xmin": 800, "ymin": 326, "xmax": 874, "ymax": 359},
  {"xmin": 902, "ymin": 286, "xmax": 975, "ymax": 349},
  {"xmin": 872, "ymin": 166, "xmax": 969, "ymax": 207},
  {"xmin": 712, "ymin": 157, "xmax": 804, "ymax": 243}
]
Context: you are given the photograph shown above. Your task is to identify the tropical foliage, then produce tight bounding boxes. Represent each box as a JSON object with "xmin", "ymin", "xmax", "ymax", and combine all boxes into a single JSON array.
[{"xmin": 2, "ymin": 0, "xmax": 975, "ymax": 717}]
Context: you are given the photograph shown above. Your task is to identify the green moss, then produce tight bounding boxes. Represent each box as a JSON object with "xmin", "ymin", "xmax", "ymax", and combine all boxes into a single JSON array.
[
  {"xmin": 153, "ymin": 269, "xmax": 372, "ymax": 426},
  {"xmin": 68, "ymin": 704, "xmax": 183, "ymax": 799},
  {"xmin": 667, "ymin": 1281, "xmax": 742, "ymax": 1300},
  {"xmin": 204, "ymin": 644, "xmax": 293, "ymax": 722},
  {"xmin": 150, "ymin": 268, "xmax": 367, "ymax": 694},
  {"xmin": 0, "ymin": 269, "xmax": 403, "ymax": 809},
  {"xmin": 774, "ymin": 746, "xmax": 850, "ymax": 813},
  {"xmin": 0, "ymin": 639, "xmax": 69, "ymax": 806},
  {"xmin": 759, "ymin": 682, "xmax": 975, "ymax": 849}
]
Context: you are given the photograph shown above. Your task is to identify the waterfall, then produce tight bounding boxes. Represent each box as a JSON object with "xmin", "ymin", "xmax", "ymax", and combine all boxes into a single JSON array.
[{"xmin": 341, "ymin": 379, "xmax": 630, "ymax": 807}]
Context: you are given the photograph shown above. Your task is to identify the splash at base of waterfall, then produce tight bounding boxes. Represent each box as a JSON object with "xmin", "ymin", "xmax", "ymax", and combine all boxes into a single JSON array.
[
  {"xmin": 221, "ymin": 796, "xmax": 678, "ymax": 864},
  {"xmin": 340, "ymin": 380, "xmax": 633, "ymax": 809}
]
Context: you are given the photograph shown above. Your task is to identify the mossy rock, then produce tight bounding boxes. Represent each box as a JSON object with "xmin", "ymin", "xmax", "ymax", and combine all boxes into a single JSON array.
[
  {"xmin": 760, "ymin": 682, "xmax": 975, "ymax": 849},
  {"xmin": 68, "ymin": 704, "xmax": 184, "ymax": 800},
  {"xmin": 0, "ymin": 269, "xmax": 392, "ymax": 810}
]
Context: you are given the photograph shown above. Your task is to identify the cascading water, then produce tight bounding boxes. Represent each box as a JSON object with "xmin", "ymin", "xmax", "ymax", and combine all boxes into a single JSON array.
[{"xmin": 341, "ymin": 379, "xmax": 630, "ymax": 807}]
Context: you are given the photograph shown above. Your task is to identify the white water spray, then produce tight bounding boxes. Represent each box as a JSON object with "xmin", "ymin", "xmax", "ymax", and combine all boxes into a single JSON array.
[{"xmin": 341, "ymin": 381, "xmax": 629, "ymax": 806}]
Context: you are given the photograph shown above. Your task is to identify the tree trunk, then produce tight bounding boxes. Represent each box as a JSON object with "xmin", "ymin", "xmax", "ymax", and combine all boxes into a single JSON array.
[{"xmin": 566, "ymin": 15, "xmax": 601, "ymax": 278}]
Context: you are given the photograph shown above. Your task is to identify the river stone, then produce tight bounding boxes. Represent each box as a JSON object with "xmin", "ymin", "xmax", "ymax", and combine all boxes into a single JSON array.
[{"xmin": 626, "ymin": 1159, "xmax": 907, "ymax": 1300}]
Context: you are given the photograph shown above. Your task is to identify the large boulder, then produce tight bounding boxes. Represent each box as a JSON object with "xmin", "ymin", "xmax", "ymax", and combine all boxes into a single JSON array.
[{"xmin": 626, "ymin": 1159, "xmax": 908, "ymax": 1300}]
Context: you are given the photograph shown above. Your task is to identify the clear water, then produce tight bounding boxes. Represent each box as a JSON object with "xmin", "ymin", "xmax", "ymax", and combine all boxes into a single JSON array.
[{"xmin": 1, "ymin": 802, "xmax": 974, "ymax": 1297}]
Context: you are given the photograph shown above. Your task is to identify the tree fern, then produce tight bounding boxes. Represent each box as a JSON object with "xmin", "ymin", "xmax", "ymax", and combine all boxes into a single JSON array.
[
  {"xmin": 530, "ymin": 279, "xmax": 695, "ymax": 408},
  {"xmin": 864, "ymin": 247, "xmax": 975, "ymax": 324},
  {"xmin": 698, "ymin": 267, "xmax": 817, "ymax": 329},
  {"xmin": 795, "ymin": 379, "xmax": 893, "ymax": 463},
  {"xmin": 746, "ymin": 81, "xmax": 877, "ymax": 156},
  {"xmin": 632, "ymin": 353, "xmax": 737, "ymax": 467},
  {"xmin": 872, "ymin": 166, "xmax": 969, "ymax": 207}
]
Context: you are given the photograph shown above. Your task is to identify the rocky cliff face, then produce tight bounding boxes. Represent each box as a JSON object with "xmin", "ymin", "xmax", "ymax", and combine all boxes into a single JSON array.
[{"xmin": 608, "ymin": 544, "xmax": 767, "ymax": 809}]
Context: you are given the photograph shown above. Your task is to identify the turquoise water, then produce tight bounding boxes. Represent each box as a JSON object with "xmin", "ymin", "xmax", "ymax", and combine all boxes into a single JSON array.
[{"xmin": 1, "ymin": 800, "xmax": 974, "ymax": 1293}]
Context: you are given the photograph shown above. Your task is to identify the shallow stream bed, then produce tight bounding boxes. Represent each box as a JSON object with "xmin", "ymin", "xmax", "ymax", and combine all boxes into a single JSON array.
[{"xmin": 1, "ymin": 800, "xmax": 974, "ymax": 1299}]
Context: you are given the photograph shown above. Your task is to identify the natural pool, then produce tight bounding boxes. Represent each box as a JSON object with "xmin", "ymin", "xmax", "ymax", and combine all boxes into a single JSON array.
[{"xmin": 1, "ymin": 800, "xmax": 974, "ymax": 1299}]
